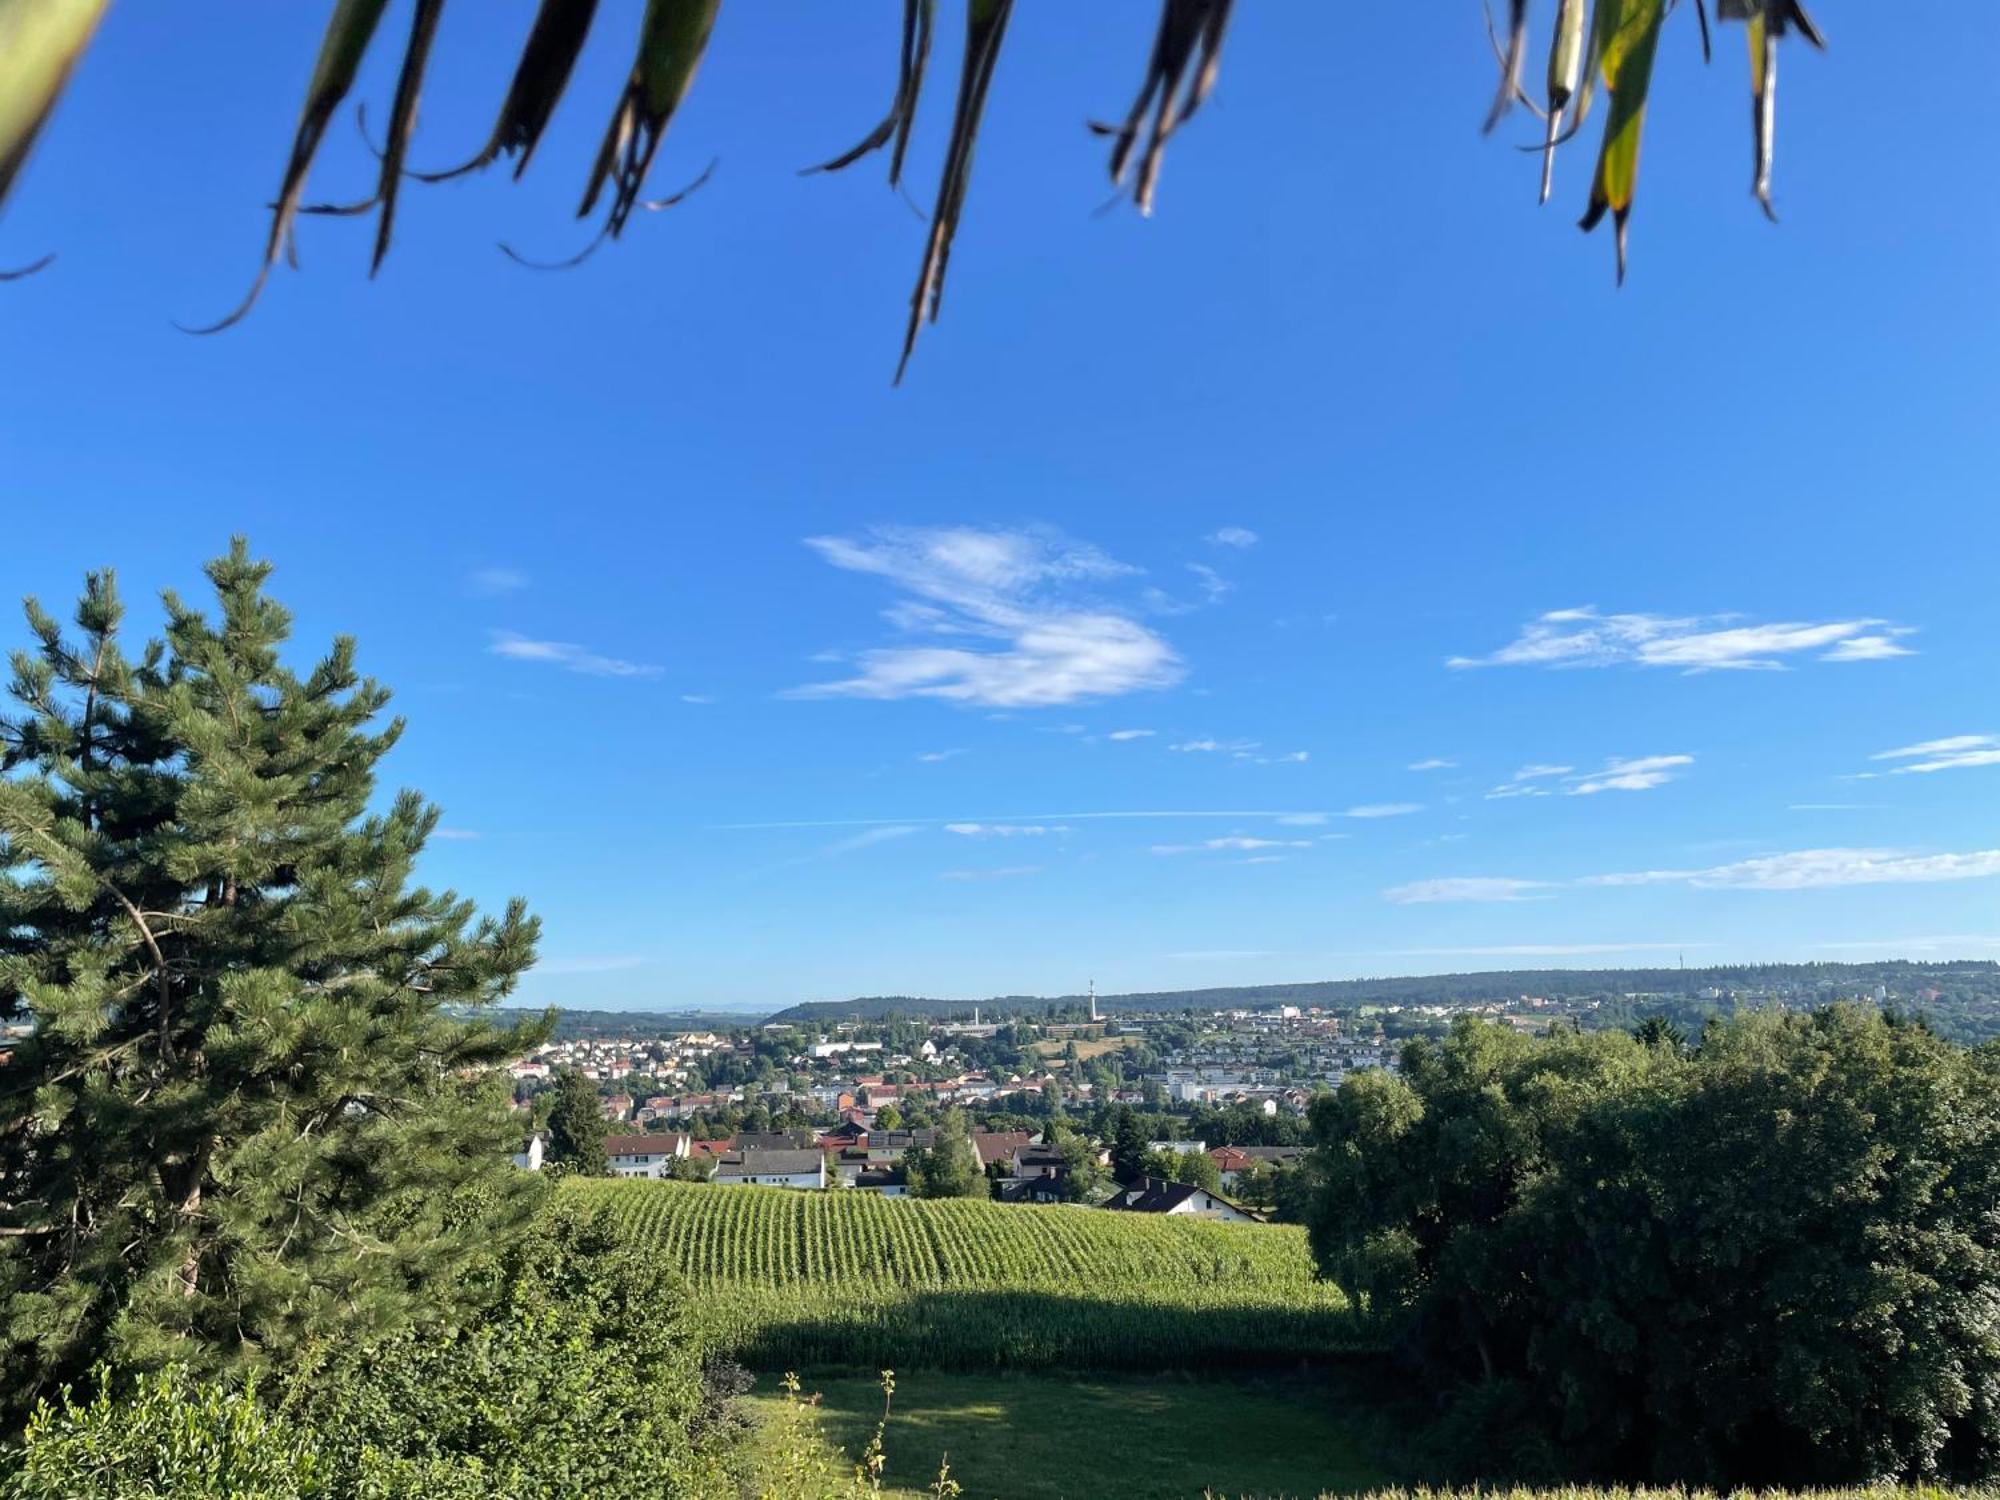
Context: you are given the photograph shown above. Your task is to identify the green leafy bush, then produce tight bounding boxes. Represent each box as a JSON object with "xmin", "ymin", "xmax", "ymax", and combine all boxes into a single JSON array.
[{"xmin": 1308, "ymin": 1006, "xmax": 2000, "ymax": 1484}]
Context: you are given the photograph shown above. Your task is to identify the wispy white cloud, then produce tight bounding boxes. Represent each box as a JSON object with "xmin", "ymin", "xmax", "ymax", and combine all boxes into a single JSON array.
[
  {"xmin": 489, "ymin": 630, "xmax": 662, "ymax": 679},
  {"xmin": 1345, "ymin": 802, "xmax": 1424, "ymax": 819},
  {"xmin": 939, "ymin": 865, "xmax": 1043, "ymax": 881},
  {"xmin": 1450, "ymin": 607, "xmax": 1915, "ymax": 673},
  {"xmin": 431, "ymin": 827, "xmax": 481, "ymax": 841},
  {"xmin": 1171, "ymin": 737, "xmax": 1259, "ymax": 754},
  {"xmin": 790, "ymin": 525, "xmax": 1181, "ymax": 708},
  {"xmin": 1397, "ymin": 846, "xmax": 2000, "ymax": 904},
  {"xmin": 1108, "ymin": 728, "xmax": 1156, "ymax": 741},
  {"xmin": 1207, "ymin": 527, "xmax": 1259, "ymax": 549},
  {"xmin": 1153, "ymin": 836, "xmax": 1312, "ymax": 856},
  {"xmin": 1868, "ymin": 734, "xmax": 2000, "ymax": 775},
  {"xmin": 1385, "ymin": 877, "xmax": 1553, "ymax": 904},
  {"xmin": 822, "ymin": 825, "xmax": 921, "ymax": 858},
  {"xmin": 681, "ymin": 693, "xmax": 716, "ymax": 705},
  {"xmin": 917, "ymin": 748, "xmax": 968, "ymax": 763},
  {"xmin": 1408, "ymin": 758, "xmax": 1457, "ymax": 772},
  {"xmin": 1585, "ymin": 847, "xmax": 2000, "ymax": 891},
  {"xmin": 1487, "ymin": 756, "xmax": 1690, "ymax": 798},
  {"xmin": 945, "ymin": 823, "xmax": 1070, "ymax": 838},
  {"xmin": 1567, "ymin": 754, "xmax": 1694, "ymax": 795},
  {"xmin": 467, "ymin": 566, "xmax": 528, "ymax": 596},
  {"xmin": 718, "ymin": 810, "xmax": 1334, "ymax": 830},
  {"xmin": 1813, "ymin": 934, "xmax": 2000, "ymax": 954},
  {"xmin": 1276, "ymin": 812, "xmax": 1329, "ymax": 826},
  {"xmin": 1186, "ymin": 562, "xmax": 1232, "ymax": 603}
]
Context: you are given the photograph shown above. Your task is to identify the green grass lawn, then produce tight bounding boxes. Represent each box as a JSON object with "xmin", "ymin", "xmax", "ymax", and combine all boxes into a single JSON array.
[{"xmin": 741, "ymin": 1369, "xmax": 1390, "ymax": 1500}]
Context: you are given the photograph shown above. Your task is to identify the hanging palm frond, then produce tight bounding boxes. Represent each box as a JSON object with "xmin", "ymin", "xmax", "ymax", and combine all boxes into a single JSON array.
[
  {"xmin": 1717, "ymin": 0, "xmax": 1824, "ymax": 220},
  {"xmin": 0, "ymin": 0, "xmax": 110, "ymax": 275},
  {"xmin": 897, "ymin": 0, "xmax": 1013, "ymax": 384},
  {"xmin": 1577, "ymin": 0, "xmax": 1665, "ymax": 284},
  {"xmin": 181, "ymin": 0, "xmax": 394, "ymax": 331},
  {"xmin": 1090, "ymin": 0, "xmax": 1234, "ymax": 216},
  {"xmin": 804, "ymin": 0, "xmax": 935, "ymax": 186},
  {"xmin": 577, "ymin": 0, "xmax": 720, "ymax": 242},
  {"xmin": 1, "ymin": 0, "xmax": 1833, "ymax": 368},
  {"xmin": 1536, "ymin": 0, "xmax": 1588, "ymax": 202},
  {"xmin": 414, "ymin": 0, "xmax": 602, "ymax": 183}
]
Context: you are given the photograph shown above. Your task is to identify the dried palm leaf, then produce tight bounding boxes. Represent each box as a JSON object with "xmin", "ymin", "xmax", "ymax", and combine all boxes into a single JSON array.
[
  {"xmin": 896, "ymin": 0, "xmax": 1013, "ymax": 383},
  {"xmin": 1483, "ymin": 0, "xmax": 1529, "ymax": 133},
  {"xmin": 364, "ymin": 0, "xmax": 445, "ymax": 272},
  {"xmin": 182, "ymin": 0, "xmax": 393, "ymax": 332},
  {"xmin": 0, "ymin": 0, "xmax": 110, "ymax": 273},
  {"xmin": 1539, "ymin": 0, "xmax": 1588, "ymax": 202},
  {"xmin": 1091, "ymin": 0, "xmax": 1234, "ymax": 216},
  {"xmin": 414, "ymin": 0, "xmax": 601, "ymax": 183},
  {"xmin": 578, "ymin": 0, "xmax": 720, "ymax": 242},
  {"xmin": 805, "ymin": 0, "xmax": 934, "ymax": 185},
  {"xmin": 1577, "ymin": 0, "xmax": 1665, "ymax": 283},
  {"xmin": 1718, "ymin": 0, "xmax": 1823, "ymax": 220}
]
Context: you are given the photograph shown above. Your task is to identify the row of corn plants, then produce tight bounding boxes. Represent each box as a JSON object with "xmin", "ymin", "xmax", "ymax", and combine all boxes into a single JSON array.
[{"xmin": 560, "ymin": 1177, "xmax": 1362, "ymax": 1372}]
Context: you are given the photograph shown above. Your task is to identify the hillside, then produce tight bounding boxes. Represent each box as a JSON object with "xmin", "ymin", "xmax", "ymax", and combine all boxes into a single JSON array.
[
  {"xmin": 762, "ymin": 960, "xmax": 2000, "ymax": 1029},
  {"xmin": 560, "ymin": 1177, "xmax": 1355, "ymax": 1371}
]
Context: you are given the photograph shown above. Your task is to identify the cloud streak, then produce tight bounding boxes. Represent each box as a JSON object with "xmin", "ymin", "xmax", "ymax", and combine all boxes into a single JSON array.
[
  {"xmin": 790, "ymin": 526, "xmax": 1182, "ymax": 708},
  {"xmin": 489, "ymin": 630, "xmax": 662, "ymax": 679},
  {"xmin": 1451, "ymin": 607, "xmax": 1915, "ymax": 673},
  {"xmin": 1868, "ymin": 735, "xmax": 2000, "ymax": 775},
  {"xmin": 1487, "ymin": 756, "xmax": 1691, "ymax": 798},
  {"xmin": 1390, "ymin": 847, "xmax": 2000, "ymax": 903}
]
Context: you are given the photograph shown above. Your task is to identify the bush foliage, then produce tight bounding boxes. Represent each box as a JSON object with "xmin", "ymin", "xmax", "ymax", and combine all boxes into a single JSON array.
[{"xmin": 1307, "ymin": 1006, "xmax": 2000, "ymax": 1484}]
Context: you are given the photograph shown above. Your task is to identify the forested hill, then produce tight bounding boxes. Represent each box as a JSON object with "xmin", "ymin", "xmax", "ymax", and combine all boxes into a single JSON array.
[{"xmin": 761, "ymin": 961, "xmax": 2000, "ymax": 1025}]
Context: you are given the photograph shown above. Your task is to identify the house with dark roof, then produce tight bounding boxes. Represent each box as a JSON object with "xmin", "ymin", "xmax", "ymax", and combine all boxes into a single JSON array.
[
  {"xmin": 1102, "ymin": 1177, "xmax": 1261, "ymax": 1222},
  {"xmin": 731, "ymin": 1129, "xmax": 817, "ymax": 1153},
  {"xmin": 604, "ymin": 1132, "xmax": 690, "ymax": 1179},
  {"xmin": 714, "ymin": 1148, "xmax": 827, "ymax": 1189},
  {"xmin": 970, "ymin": 1129, "xmax": 1033, "ymax": 1172},
  {"xmin": 994, "ymin": 1173, "xmax": 1067, "ymax": 1205}
]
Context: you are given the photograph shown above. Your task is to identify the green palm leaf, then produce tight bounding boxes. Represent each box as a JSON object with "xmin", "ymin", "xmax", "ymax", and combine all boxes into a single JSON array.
[
  {"xmin": 0, "ymin": 0, "xmax": 110, "ymax": 276},
  {"xmin": 1577, "ymin": 0, "xmax": 1665, "ymax": 283}
]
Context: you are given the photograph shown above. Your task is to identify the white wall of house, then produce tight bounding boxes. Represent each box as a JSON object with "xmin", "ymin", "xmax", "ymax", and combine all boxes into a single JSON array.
[{"xmin": 717, "ymin": 1168, "xmax": 826, "ymax": 1188}]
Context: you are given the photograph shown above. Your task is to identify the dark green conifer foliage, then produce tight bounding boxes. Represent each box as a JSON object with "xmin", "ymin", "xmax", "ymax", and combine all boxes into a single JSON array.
[
  {"xmin": 544, "ymin": 1067, "xmax": 608, "ymax": 1176},
  {"xmin": 0, "ymin": 542, "xmax": 551, "ymax": 1424}
]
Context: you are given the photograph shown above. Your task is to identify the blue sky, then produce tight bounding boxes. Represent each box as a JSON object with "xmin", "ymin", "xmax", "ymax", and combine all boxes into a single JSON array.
[{"xmin": 5, "ymin": 2, "xmax": 1998, "ymax": 1011}]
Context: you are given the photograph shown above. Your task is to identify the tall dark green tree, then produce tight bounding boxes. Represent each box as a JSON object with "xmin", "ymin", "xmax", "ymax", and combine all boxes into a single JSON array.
[
  {"xmin": 544, "ymin": 1067, "xmax": 608, "ymax": 1177},
  {"xmin": 902, "ymin": 1108, "xmax": 985, "ymax": 1200},
  {"xmin": 1110, "ymin": 1105, "xmax": 1148, "ymax": 1185},
  {"xmin": 0, "ymin": 543, "xmax": 549, "ymax": 1423}
]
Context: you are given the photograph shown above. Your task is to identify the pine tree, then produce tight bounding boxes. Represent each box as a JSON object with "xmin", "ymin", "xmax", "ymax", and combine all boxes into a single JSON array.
[
  {"xmin": 545, "ymin": 1067, "xmax": 608, "ymax": 1176},
  {"xmin": 0, "ymin": 542, "xmax": 550, "ymax": 1423}
]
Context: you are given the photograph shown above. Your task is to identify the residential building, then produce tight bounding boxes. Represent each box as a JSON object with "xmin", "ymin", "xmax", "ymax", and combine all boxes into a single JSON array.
[
  {"xmin": 604, "ymin": 1133, "xmax": 691, "ymax": 1178},
  {"xmin": 715, "ymin": 1149, "xmax": 828, "ymax": 1189},
  {"xmin": 1102, "ymin": 1177, "xmax": 1260, "ymax": 1222}
]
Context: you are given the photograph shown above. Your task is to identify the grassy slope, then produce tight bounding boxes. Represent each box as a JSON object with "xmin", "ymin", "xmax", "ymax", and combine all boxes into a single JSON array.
[
  {"xmin": 744, "ymin": 1370, "xmax": 1391, "ymax": 1500},
  {"xmin": 562, "ymin": 1177, "xmax": 1357, "ymax": 1372}
]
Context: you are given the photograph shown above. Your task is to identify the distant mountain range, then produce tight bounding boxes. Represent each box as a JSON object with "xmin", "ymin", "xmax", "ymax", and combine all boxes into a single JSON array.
[{"xmin": 759, "ymin": 960, "xmax": 2000, "ymax": 1026}]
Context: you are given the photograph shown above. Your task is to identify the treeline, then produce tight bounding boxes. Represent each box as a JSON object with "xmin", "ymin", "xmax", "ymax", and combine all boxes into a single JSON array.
[
  {"xmin": 1307, "ymin": 1006, "xmax": 2000, "ymax": 1483},
  {"xmin": 762, "ymin": 960, "xmax": 2000, "ymax": 1028}
]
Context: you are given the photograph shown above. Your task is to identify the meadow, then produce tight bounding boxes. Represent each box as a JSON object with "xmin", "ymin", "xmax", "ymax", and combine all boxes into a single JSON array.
[{"xmin": 559, "ymin": 1177, "xmax": 1358, "ymax": 1371}]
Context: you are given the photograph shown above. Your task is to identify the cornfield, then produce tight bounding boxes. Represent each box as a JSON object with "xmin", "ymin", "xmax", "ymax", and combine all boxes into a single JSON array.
[{"xmin": 560, "ymin": 1177, "xmax": 1360, "ymax": 1372}]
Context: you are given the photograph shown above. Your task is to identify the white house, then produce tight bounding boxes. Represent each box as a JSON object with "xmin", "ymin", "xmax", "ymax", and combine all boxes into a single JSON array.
[
  {"xmin": 1103, "ymin": 1177, "xmax": 1260, "ymax": 1223},
  {"xmin": 603, "ymin": 1132, "xmax": 691, "ymax": 1178},
  {"xmin": 714, "ymin": 1148, "xmax": 828, "ymax": 1189}
]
